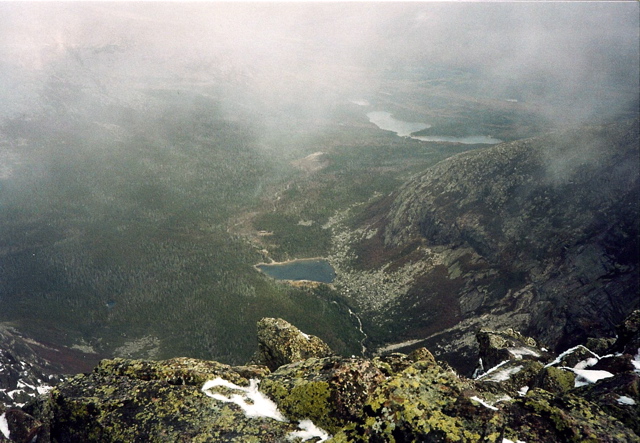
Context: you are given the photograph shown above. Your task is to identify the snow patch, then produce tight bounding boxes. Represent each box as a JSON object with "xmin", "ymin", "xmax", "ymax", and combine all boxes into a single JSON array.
[
  {"xmin": 201, "ymin": 378, "xmax": 286, "ymax": 422},
  {"xmin": 617, "ymin": 395, "xmax": 636, "ymax": 406},
  {"xmin": 570, "ymin": 369, "xmax": 614, "ymax": 387},
  {"xmin": 544, "ymin": 345, "xmax": 599, "ymax": 368},
  {"xmin": 470, "ymin": 396, "xmax": 498, "ymax": 411},
  {"xmin": 632, "ymin": 348, "xmax": 640, "ymax": 374},
  {"xmin": 287, "ymin": 419, "xmax": 331, "ymax": 442},
  {"xmin": 483, "ymin": 365, "xmax": 523, "ymax": 382},
  {"xmin": 502, "ymin": 438, "xmax": 526, "ymax": 443},
  {"xmin": 518, "ymin": 386, "xmax": 529, "ymax": 396},
  {"xmin": 508, "ymin": 347, "xmax": 540, "ymax": 359},
  {"xmin": 476, "ymin": 360, "xmax": 510, "ymax": 380},
  {"xmin": 0, "ymin": 413, "xmax": 9, "ymax": 439},
  {"xmin": 202, "ymin": 378, "xmax": 332, "ymax": 440},
  {"xmin": 573, "ymin": 357, "xmax": 599, "ymax": 370},
  {"xmin": 37, "ymin": 384, "xmax": 53, "ymax": 395},
  {"xmin": 489, "ymin": 367, "xmax": 522, "ymax": 382}
]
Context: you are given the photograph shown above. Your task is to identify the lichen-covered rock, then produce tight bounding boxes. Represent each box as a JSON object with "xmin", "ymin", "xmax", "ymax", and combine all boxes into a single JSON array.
[
  {"xmin": 260, "ymin": 356, "xmax": 385, "ymax": 433},
  {"xmin": 585, "ymin": 337, "xmax": 616, "ymax": 356},
  {"xmin": 8, "ymin": 319, "xmax": 640, "ymax": 442},
  {"xmin": 504, "ymin": 388, "xmax": 639, "ymax": 443},
  {"xmin": 253, "ymin": 318, "xmax": 334, "ymax": 371},
  {"xmin": 333, "ymin": 360, "xmax": 502, "ymax": 442},
  {"xmin": 474, "ymin": 360, "xmax": 544, "ymax": 398},
  {"xmin": 612, "ymin": 310, "xmax": 640, "ymax": 356},
  {"xmin": 23, "ymin": 358, "xmax": 298, "ymax": 443},
  {"xmin": 93, "ymin": 357, "xmax": 269, "ymax": 387},
  {"xmin": 531, "ymin": 366, "xmax": 576, "ymax": 394},
  {"xmin": 0, "ymin": 407, "xmax": 42, "ymax": 443},
  {"xmin": 476, "ymin": 328, "xmax": 550, "ymax": 370},
  {"xmin": 575, "ymin": 372, "xmax": 640, "ymax": 435}
]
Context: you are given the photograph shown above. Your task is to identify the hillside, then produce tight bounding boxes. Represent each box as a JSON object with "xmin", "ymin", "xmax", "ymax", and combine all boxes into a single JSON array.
[{"xmin": 334, "ymin": 119, "xmax": 639, "ymax": 372}]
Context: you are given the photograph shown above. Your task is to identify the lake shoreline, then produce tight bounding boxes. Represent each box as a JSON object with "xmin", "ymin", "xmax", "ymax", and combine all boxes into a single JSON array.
[{"xmin": 254, "ymin": 257, "xmax": 336, "ymax": 284}]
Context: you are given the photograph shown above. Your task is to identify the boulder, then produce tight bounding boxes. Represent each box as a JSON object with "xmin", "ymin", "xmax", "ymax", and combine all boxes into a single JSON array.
[
  {"xmin": 531, "ymin": 366, "xmax": 576, "ymax": 394},
  {"xmin": 260, "ymin": 356, "xmax": 385, "ymax": 433},
  {"xmin": 22, "ymin": 357, "xmax": 297, "ymax": 443},
  {"xmin": 575, "ymin": 372, "xmax": 640, "ymax": 435},
  {"xmin": 476, "ymin": 328, "xmax": 551, "ymax": 370},
  {"xmin": 611, "ymin": 310, "xmax": 640, "ymax": 356},
  {"xmin": 0, "ymin": 407, "xmax": 42, "ymax": 443},
  {"xmin": 503, "ymin": 388, "xmax": 639, "ymax": 443},
  {"xmin": 253, "ymin": 318, "xmax": 334, "ymax": 371}
]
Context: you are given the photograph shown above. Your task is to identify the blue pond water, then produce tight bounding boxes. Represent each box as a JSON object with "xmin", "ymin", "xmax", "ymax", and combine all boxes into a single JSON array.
[
  {"xmin": 256, "ymin": 259, "xmax": 336, "ymax": 283},
  {"xmin": 367, "ymin": 110, "xmax": 501, "ymax": 144}
]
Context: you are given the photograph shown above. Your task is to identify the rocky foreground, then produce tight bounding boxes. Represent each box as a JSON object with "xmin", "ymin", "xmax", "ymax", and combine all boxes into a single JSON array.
[{"xmin": 1, "ymin": 313, "xmax": 639, "ymax": 442}]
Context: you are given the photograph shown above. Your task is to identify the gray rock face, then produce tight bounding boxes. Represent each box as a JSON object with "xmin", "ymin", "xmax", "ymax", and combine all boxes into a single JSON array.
[
  {"xmin": 253, "ymin": 318, "xmax": 334, "ymax": 371},
  {"xmin": 476, "ymin": 328, "xmax": 552, "ymax": 370},
  {"xmin": 351, "ymin": 119, "xmax": 639, "ymax": 372}
]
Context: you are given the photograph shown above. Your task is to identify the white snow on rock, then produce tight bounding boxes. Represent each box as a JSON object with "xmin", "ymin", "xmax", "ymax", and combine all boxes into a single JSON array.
[
  {"xmin": 287, "ymin": 419, "xmax": 331, "ymax": 442},
  {"xmin": 544, "ymin": 345, "xmax": 599, "ymax": 368},
  {"xmin": 37, "ymin": 384, "xmax": 54, "ymax": 395},
  {"xmin": 573, "ymin": 357, "xmax": 599, "ymax": 370},
  {"xmin": 201, "ymin": 378, "xmax": 332, "ymax": 441},
  {"xmin": 502, "ymin": 438, "xmax": 526, "ymax": 443},
  {"xmin": 0, "ymin": 412, "xmax": 9, "ymax": 439},
  {"xmin": 475, "ymin": 360, "xmax": 510, "ymax": 380},
  {"xmin": 518, "ymin": 386, "xmax": 529, "ymax": 396},
  {"xmin": 508, "ymin": 347, "xmax": 540, "ymax": 359},
  {"xmin": 482, "ymin": 365, "xmax": 523, "ymax": 383},
  {"xmin": 570, "ymin": 369, "xmax": 614, "ymax": 387},
  {"xmin": 201, "ymin": 378, "xmax": 286, "ymax": 422},
  {"xmin": 633, "ymin": 348, "xmax": 640, "ymax": 374},
  {"xmin": 617, "ymin": 395, "xmax": 636, "ymax": 406},
  {"xmin": 470, "ymin": 396, "xmax": 498, "ymax": 411}
]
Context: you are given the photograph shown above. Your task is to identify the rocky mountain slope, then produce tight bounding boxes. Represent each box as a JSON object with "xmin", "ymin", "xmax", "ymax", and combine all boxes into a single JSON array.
[
  {"xmin": 335, "ymin": 118, "xmax": 639, "ymax": 372},
  {"xmin": 1, "ymin": 315, "xmax": 638, "ymax": 442}
]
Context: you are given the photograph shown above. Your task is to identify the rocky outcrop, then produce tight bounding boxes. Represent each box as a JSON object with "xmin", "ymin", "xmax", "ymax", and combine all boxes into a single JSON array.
[
  {"xmin": 0, "ymin": 326, "xmax": 65, "ymax": 409},
  {"xmin": 2, "ymin": 314, "xmax": 638, "ymax": 442},
  {"xmin": 343, "ymin": 118, "xmax": 639, "ymax": 372},
  {"xmin": 476, "ymin": 328, "xmax": 552, "ymax": 370},
  {"xmin": 252, "ymin": 318, "xmax": 335, "ymax": 371}
]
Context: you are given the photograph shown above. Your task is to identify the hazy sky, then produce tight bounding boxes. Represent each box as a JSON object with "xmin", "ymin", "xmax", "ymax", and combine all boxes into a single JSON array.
[{"xmin": 0, "ymin": 2, "xmax": 638, "ymax": 124}]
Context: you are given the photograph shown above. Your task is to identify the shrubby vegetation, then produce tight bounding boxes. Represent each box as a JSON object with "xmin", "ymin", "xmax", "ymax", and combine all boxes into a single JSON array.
[{"xmin": 0, "ymin": 71, "xmax": 518, "ymax": 364}]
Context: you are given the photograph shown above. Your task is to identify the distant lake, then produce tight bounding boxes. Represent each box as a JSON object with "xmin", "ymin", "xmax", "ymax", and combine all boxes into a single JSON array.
[
  {"xmin": 256, "ymin": 259, "xmax": 336, "ymax": 283},
  {"xmin": 412, "ymin": 134, "xmax": 502, "ymax": 144},
  {"xmin": 366, "ymin": 111, "xmax": 430, "ymax": 137},
  {"xmin": 367, "ymin": 110, "xmax": 501, "ymax": 144}
]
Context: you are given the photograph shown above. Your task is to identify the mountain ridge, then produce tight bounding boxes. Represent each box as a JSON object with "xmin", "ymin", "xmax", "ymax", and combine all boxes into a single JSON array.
[{"xmin": 336, "ymin": 118, "xmax": 639, "ymax": 372}]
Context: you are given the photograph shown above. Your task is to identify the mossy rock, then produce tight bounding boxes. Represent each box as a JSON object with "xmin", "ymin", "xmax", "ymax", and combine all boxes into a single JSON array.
[
  {"xmin": 575, "ymin": 372, "xmax": 640, "ymax": 436},
  {"xmin": 94, "ymin": 357, "xmax": 269, "ymax": 387},
  {"xmin": 503, "ymin": 388, "xmax": 640, "ymax": 443},
  {"xmin": 260, "ymin": 356, "xmax": 384, "ymax": 433},
  {"xmin": 254, "ymin": 318, "xmax": 334, "ymax": 371},
  {"xmin": 531, "ymin": 366, "xmax": 576, "ymax": 394},
  {"xmin": 26, "ymin": 363, "xmax": 296, "ymax": 442},
  {"xmin": 476, "ymin": 328, "xmax": 548, "ymax": 370},
  {"xmin": 336, "ymin": 361, "xmax": 497, "ymax": 442}
]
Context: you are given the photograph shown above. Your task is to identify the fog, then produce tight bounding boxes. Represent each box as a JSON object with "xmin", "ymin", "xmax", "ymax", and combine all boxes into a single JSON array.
[
  {"xmin": 0, "ymin": 2, "xmax": 638, "ymax": 126},
  {"xmin": 0, "ymin": 2, "xmax": 638, "ymax": 363}
]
